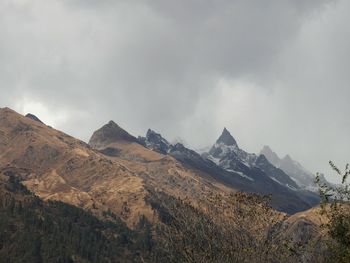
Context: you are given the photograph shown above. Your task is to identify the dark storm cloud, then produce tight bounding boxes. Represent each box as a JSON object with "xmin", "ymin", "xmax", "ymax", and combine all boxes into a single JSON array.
[{"xmin": 0, "ymin": 0, "xmax": 348, "ymax": 180}]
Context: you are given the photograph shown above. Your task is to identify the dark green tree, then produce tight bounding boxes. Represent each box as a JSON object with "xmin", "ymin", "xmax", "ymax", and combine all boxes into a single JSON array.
[{"xmin": 316, "ymin": 161, "xmax": 350, "ymax": 263}]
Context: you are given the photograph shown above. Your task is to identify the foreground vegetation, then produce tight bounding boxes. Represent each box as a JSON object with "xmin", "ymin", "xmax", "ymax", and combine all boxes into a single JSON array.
[
  {"xmin": 0, "ymin": 172, "xmax": 153, "ymax": 263},
  {"xmin": 148, "ymin": 192, "xmax": 295, "ymax": 263},
  {"xmin": 1, "ymin": 161, "xmax": 349, "ymax": 263},
  {"xmin": 317, "ymin": 161, "xmax": 350, "ymax": 263}
]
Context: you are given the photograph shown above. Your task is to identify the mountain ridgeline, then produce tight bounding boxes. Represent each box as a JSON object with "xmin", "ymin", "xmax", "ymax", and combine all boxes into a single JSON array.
[
  {"xmin": 137, "ymin": 126, "xmax": 320, "ymax": 214},
  {"xmin": 260, "ymin": 145, "xmax": 330, "ymax": 191},
  {"xmin": 0, "ymin": 107, "xmax": 332, "ymax": 262}
]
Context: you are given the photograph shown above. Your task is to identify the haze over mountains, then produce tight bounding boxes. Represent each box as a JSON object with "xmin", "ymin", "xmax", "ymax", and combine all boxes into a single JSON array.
[{"xmin": 260, "ymin": 145, "xmax": 321, "ymax": 191}]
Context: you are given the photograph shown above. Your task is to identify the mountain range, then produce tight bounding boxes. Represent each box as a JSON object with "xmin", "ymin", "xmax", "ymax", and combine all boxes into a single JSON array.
[
  {"xmin": 138, "ymin": 126, "xmax": 321, "ymax": 214},
  {"xmin": 0, "ymin": 107, "xmax": 331, "ymax": 262}
]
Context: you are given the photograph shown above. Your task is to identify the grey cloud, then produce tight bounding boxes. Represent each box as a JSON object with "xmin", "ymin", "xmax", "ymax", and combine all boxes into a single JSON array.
[{"xmin": 0, "ymin": 0, "xmax": 347, "ymax": 181}]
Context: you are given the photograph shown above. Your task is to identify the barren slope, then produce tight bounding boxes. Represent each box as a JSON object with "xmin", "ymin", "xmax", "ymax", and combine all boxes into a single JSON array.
[
  {"xmin": 0, "ymin": 108, "xmax": 236, "ymax": 226},
  {"xmin": 0, "ymin": 107, "xmax": 151, "ymax": 226}
]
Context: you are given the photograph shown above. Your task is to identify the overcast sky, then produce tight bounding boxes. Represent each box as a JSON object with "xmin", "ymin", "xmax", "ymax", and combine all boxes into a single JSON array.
[{"xmin": 0, "ymin": 0, "xmax": 349, "ymax": 182}]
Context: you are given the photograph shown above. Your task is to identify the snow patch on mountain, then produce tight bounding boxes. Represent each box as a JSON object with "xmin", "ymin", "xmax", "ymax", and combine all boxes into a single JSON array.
[{"xmin": 226, "ymin": 169, "xmax": 254, "ymax": 181}]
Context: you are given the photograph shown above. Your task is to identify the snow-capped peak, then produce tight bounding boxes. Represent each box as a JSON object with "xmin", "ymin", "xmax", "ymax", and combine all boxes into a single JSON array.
[{"xmin": 207, "ymin": 128, "xmax": 257, "ymax": 172}]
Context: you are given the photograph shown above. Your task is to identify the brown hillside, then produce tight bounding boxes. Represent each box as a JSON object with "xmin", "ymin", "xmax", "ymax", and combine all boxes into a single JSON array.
[
  {"xmin": 0, "ymin": 107, "xmax": 333, "ymax": 262},
  {"xmin": 0, "ymin": 107, "xmax": 151, "ymax": 226},
  {"xmin": 0, "ymin": 107, "xmax": 238, "ymax": 227}
]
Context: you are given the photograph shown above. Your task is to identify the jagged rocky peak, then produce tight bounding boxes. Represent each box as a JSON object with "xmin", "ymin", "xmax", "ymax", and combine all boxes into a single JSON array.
[
  {"xmin": 145, "ymin": 129, "xmax": 170, "ymax": 146},
  {"xmin": 138, "ymin": 129, "xmax": 171, "ymax": 154},
  {"xmin": 146, "ymin": 129, "xmax": 162, "ymax": 139},
  {"xmin": 170, "ymin": 142, "xmax": 197, "ymax": 156},
  {"xmin": 261, "ymin": 145, "xmax": 274, "ymax": 156},
  {"xmin": 217, "ymin": 127, "xmax": 237, "ymax": 146},
  {"xmin": 172, "ymin": 142, "xmax": 186, "ymax": 151},
  {"xmin": 260, "ymin": 145, "xmax": 281, "ymax": 167},
  {"xmin": 280, "ymin": 154, "xmax": 300, "ymax": 170},
  {"xmin": 208, "ymin": 127, "xmax": 253, "ymax": 164},
  {"xmin": 89, "ymin": 120, "xmax": 137, "ymax": 150},
  {"xmin": 25, "ymin": 113, "xmax": 44, "ymax": 124}
]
